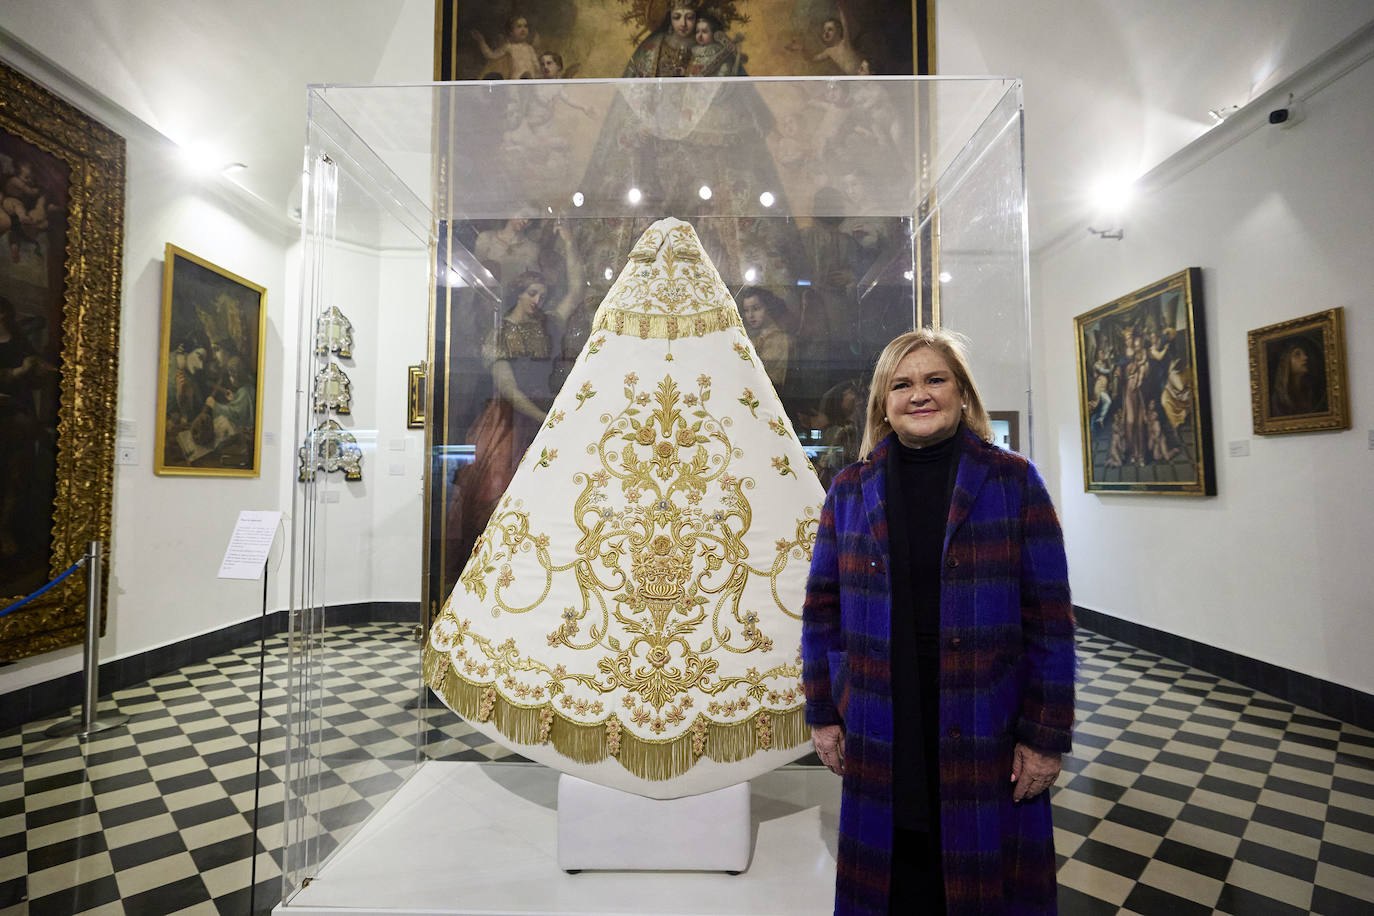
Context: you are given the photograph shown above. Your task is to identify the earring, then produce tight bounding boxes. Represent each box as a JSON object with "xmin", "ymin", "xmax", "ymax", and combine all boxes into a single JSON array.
[
  {"xmin": 883, "ymin": 416, "xmax": 889, "ymax": 423},
  {"xmin": 962, "ymin": 403, "xmax": 968, "ymax": 410}
]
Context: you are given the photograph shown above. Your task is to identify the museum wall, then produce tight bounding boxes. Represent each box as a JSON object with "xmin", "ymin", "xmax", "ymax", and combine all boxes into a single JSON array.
[
  {"xmin": 1030, "ymin": 51, "xmax": 1374, "ymax": 693},
  {"xmin": 0, "ymin": 0, "xmax": 435, "ymax": 695},
  {"xmin": 292, "ymin": 242, "xmax": 430, "ymax": 611}
]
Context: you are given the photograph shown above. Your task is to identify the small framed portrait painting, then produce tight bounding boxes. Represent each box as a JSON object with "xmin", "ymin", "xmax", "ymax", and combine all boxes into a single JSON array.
[{"xmin": 1247, "ymin": 307, "xmax": 1350, "ymax": 435}]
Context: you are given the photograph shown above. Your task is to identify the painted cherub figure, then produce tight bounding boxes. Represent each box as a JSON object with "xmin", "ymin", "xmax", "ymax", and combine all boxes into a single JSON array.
[
  {"xmin": 789, "ymin": 1, "xmax": 862, "ymax": 75},
  {"xmin": 472, "ymin": 15, "xmax": 541, "ymax": 79}
]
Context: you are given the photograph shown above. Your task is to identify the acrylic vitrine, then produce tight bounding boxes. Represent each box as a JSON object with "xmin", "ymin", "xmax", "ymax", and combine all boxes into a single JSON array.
[{"xmin": 272, "ymin": 74, "xmax": 1030, "ymax": 913}]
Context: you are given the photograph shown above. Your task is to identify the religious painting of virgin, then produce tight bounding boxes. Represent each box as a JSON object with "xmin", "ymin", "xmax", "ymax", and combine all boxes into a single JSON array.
[
  {"xmin": 436, "ymin": 1, "xmax": 920, "ymax": 81},
  {"xmin": 1074, "ymin": 268, "xmax": 1216, "ymax": 496},
  {"xmin": 425, "ymin": 2, "xmax": 934, "ymax": 607},
  {"xmin": 0, "ymin": 60, "xmax": 124, "ymax": 663},
  {"xmin": 1247, "ymin": 307, "xmax": 1350, "ymax": 435},
  {"xmin": 154, "ymin": 244, "xmax": 267, "ymax": 477}
]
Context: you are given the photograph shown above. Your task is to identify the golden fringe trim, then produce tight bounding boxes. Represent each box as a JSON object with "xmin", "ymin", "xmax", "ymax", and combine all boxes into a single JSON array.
[
  {"xmin": 423, "ymin": 645, "xmax": 807, "ymax": 782},
  {"xmin": 590, "ymin": 303, "xmax": 742, "ymax": 341}
]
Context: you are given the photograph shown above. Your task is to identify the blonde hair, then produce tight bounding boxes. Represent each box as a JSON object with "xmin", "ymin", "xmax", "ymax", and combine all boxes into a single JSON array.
[{"xmin": 859, "ymin": 328, "xmax": 993, "ymax": 458}]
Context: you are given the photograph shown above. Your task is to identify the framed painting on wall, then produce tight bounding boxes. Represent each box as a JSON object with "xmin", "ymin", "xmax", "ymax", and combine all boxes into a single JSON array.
[
  {"xmin": 154, "ymin": 244, "xmax": 268, "ymax": 476},
  {"xmin": 1247, "ymin": 307, "xmax": 1350, "ymax": 435},
  {"xmin": 0, "ymin": 60, "xmax": 125, "ymax": 662},
  {"xmin": 1073, "ymin": 267, "xmax": 1216, "ymax": 496}
]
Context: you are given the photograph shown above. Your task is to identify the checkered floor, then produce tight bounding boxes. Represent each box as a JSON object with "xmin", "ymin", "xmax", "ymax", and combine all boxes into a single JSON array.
[{"xmin": 1, "ymin": 624, "xmax": 1370, "ymax": 915}]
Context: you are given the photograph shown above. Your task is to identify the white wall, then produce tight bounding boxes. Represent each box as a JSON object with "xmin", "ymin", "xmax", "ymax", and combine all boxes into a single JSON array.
[
  {"xmin": 1033, "ymin": 51, "xmax": 1374, "ymax": 693},
  {"xmin": 0, "ymin": 0, "xmax": 435, "ymax": 694}
]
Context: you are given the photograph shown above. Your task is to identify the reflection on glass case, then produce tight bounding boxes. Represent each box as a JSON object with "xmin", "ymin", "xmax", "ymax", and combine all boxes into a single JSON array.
[
  {"xmin": 314, "ymin": 305, "xmax": 354, "ymax": 357},
  {"xmin": 277, "ymin": 75, "xmax": 1031, "ymax": 911}
]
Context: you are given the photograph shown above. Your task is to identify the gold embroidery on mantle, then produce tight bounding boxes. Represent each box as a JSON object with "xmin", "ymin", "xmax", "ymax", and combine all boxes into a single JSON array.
[{"xmin": 426, "ymin": 365, "xmax": 818, "ymax": 780}]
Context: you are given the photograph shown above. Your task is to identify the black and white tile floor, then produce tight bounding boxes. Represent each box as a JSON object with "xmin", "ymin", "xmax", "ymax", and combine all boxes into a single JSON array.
[{"xmin": 1, "ymin": 623, "xmax": 1370, "ymax": 915}]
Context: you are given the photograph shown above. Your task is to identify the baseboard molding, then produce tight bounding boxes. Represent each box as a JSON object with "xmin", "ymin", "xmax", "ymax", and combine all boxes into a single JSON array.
[
  {"xmin": 0, "ymin": 601, "xmax": 421, "ymax": 732},
  {"xmin": 1075, "ymin": 605, "xmax": 1372, "ymax": 732}
]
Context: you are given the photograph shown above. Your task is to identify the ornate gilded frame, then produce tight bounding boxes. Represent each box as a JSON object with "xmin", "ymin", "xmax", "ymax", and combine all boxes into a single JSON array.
[
  {"xmin": 407, "ymin": 363, "xmax": 426, "ymax": 428},
  {"xmin": 1073, "ymin": 268, "xmax": 1216, "ymax": 496},
  {"xmin": 1248, "ymin": 307, "xmax": 1350, "ymax": 435},
  {"xmin": 154, "ymin": 244, "xmax": 268, "ymax": 477},
  {"xmin": 0, "ymin": 60, "xmax": 125, "ymax": 662}
]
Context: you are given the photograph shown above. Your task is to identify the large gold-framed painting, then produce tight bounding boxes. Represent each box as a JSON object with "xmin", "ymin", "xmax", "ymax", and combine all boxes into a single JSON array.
[
  {"xmin": 1074, "ymin": 268, "xmax": 1216, "ymax": 496},
  {"xmin": 435, "ymin": 1, "xmax": 926, "ymax": 80},
  {"xmin": 0, "ymin": 60, "xmax": 125, "ymax": 662},
  {"xmin": 424, "ymin": 1, "xmax": 936, "ymax": 613},
  {"xmin": 154, "ymin": 244, "xmax": 268, "ymax": 476}
]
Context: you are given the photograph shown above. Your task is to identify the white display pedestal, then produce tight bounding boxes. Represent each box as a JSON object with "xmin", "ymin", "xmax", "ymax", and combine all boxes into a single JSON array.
[
  {"xmin": 556, "ymin": 774, "xmax": 751, "ymax": 873},
  {"xmin": 278, "ymin": 761, "xmax": 840, "ymax": 915}
]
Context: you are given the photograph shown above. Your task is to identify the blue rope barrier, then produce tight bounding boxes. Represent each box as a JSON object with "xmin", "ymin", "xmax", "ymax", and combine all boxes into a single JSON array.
[{"xmin": 0, "ymin": 557, "xmax": 87, "ymax": 618}]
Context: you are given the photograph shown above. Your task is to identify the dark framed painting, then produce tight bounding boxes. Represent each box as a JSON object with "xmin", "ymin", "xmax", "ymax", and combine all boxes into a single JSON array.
[
  {"xmin": 1248, "ymin": 307, "xmax": 1350, "ymax": 435},
  {"xmin": 0, "ymin": 60, "xmax": 125, "ymax": 662},
  {"xmin": 435, "ymin": 1, "xmax": 925, "ymax": 80},
  {"xmin": 423, "ymin": 1, "xmax": 938, "ymax": 620},
  {"xmin": 1073, "ymin": 268, "xmax": 1215, "ymax": 496},
  {"xmin": 154, "ymin": 244, "xmax": 267, "ymax": 476},
  {"xmin": 408, "ymin": 363, "xmax": 427, "ymax": 428}
]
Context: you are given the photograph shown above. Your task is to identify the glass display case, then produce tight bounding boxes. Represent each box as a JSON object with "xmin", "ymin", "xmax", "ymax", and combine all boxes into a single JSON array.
[{"xmin": 273, "ymin": 74, "xmax": 1029, "ymax": 912}]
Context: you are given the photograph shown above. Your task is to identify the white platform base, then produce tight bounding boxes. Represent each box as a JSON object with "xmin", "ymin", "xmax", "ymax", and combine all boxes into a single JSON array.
[
  {"xmin": 556, "ymin": 774, "xmax": 751, "ymax": 872},
  {"xmin": 278, "ymin": 760, "xmax": 840, "ymax": 915}
]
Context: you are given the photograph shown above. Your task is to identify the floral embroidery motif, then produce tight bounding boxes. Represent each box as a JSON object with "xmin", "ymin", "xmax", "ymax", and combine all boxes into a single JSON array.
[
  {"xmin": 575, "ymin": 380, "xmax": 596, "ymax": 410},
  {"xmin": 737, "ymin": 388, "xmax": 759, "ymax": 417},
  {"xmin": 545, "ymin": 409, "xmax": 566, "ymax": 429},
  {"xmin": 771, "ymin": 456, "xmax": 797, "ymax": 478},
  {"xmin": 732, "ymin": 341, "xmax": 753, "ymax": 363},
  {"xmin": 767, "ymin": 416, "xmax": 789, "ymax": 438},
  {"xmin": 534, "ymin": 447, "xmax": 558, "ymax": 470}
]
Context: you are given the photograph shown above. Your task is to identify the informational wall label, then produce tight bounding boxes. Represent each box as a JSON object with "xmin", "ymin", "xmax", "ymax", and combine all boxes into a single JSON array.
[{"xmin": 218, "ymin": 510, "xmax": 283, "ymax": 579}]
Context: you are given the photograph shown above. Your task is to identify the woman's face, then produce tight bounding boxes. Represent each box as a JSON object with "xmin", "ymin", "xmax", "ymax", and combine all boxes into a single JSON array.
[
  {"xmin": 671, "ymin": 8, "xmax": 696, "ymax": 38},
  {"xmin": 518, "ymin": 282, "xmax": 547, "ymax": 312},
  {"xmin": 1288, "ymin": 346, "xmax": 1309, "ymax": 374},
  {"xmin": 508, "ymin": 217, "xmax": 531, "ymax": 234},
  {"xmin": 695, "ymin": 19, "xmax": 713, "ymax": 45},
  {"xmin": 885, "ymin": 348, "xmax": 963, "ymax": 448},
  {"xmin": 741, "ymin": 296, "xmax": 767, "ymax": 330}
]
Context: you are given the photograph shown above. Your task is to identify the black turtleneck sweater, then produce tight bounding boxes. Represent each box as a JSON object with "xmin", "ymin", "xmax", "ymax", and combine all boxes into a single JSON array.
[{"xmin": 886, "ymin": 429, "xmax": 961, "ymax": 832}]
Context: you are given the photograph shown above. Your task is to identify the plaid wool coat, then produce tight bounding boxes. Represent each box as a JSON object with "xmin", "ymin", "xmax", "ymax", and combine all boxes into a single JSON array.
[{"xmin": 802, "ymin": 429, "xmax": 1075, "ymax": 915}]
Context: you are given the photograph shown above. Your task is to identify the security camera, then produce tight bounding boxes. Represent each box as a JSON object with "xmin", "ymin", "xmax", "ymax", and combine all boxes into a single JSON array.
[{"xmin": 1268, "ymin": 94, "xmax": 1303, "ymax": 129}]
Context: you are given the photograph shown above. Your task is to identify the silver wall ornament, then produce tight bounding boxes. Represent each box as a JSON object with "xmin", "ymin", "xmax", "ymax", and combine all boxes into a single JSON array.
[
  {"xmin": 313, "ymin": 362, "xmax": 353, "ymax": 414},
  {"xmin": 298, "ymin": 419, "xmax": 363, "ymax": 481},
  {"xmin": 314, "ymin": 306, "xmax": 354, "ymax": 358}
]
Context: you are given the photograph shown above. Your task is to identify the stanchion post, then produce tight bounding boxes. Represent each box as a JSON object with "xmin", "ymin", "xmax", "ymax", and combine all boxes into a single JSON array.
[
  {"xmin": 81, "ymin": 539, "xmax": 102, "ymax": 732},
  {"xmin": 46, "ymin": 539, "xmax": 129, "ymax": 739}
]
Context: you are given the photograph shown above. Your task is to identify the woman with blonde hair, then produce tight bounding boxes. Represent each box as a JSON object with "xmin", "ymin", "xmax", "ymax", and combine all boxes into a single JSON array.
[{"xmin": 802, "ymin": 328, "xmax": 1075, "ymax": 914}]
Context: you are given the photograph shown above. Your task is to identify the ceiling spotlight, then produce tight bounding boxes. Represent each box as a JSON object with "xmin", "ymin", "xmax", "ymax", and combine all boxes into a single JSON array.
[
  {"xmin": 572, "ymin": 191, "xmax": 585, "ymax": 207},
  {"xmin": 1091, "ymin": 177, "xmax": 1135, "ymax": 215},
  {"xmin": 698, "ymin": 185, "xmax": 712, "ymax": 200},
  {"xmin": 744, "ymin": 267, "xmax": 758, "ymax": 282},
  {"xmin": 938, "ymin": 271, "xmax": 952, "ymax": 283},
  {"xmin": 627, "ymin": 187, "xmax": 643, "ymax": 205},
  {"xmin": 603, "ymin": 267, "xmax": 614, "ymax": 281},
  {"xmin": 759, "ymin": 191, "xmax": 775, "ymax": 207}
]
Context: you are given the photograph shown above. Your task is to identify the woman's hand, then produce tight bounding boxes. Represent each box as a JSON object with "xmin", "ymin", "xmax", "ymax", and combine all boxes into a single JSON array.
[
  {"xmin": 812, "ymin": 724, "xmax": 845, "ymax": 776},
  {"xmin": 1010, "ymin": 743, "xmax": 1061, "ymax": 802}
]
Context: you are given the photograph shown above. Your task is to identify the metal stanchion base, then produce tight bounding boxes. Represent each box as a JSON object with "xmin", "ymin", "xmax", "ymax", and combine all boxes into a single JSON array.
[{"xmin": 44, "ymin": 712, "xmax": 130, "ymax": 739}]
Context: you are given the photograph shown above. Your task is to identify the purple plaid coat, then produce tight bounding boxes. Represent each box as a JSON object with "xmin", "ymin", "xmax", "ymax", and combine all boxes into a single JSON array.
[{"xmin": 802, "ymin": 430, "xmax": 1075, "ymax": 915}]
